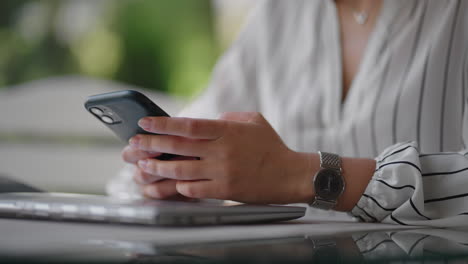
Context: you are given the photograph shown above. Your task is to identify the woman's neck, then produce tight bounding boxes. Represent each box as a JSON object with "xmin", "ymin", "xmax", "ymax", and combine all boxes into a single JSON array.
[{"xmin": 335, "ymin": 0, "xmax": 380, "ymax": 12}]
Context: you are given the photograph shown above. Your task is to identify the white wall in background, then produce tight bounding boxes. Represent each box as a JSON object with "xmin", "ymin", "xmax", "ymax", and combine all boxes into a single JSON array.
[{"xmin": 0, "ymin": 77, "xmax": 184, "ymax": 194}]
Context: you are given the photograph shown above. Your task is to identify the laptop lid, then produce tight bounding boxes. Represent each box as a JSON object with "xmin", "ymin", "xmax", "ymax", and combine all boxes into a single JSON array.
[{"xmin": 0, "ymin": 192, "xmax": 306, "ymax": 226}]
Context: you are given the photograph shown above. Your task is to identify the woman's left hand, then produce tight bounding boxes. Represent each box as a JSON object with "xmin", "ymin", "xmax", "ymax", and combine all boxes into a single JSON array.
[{"xmin": 129, "ymin": 112, "xmax": 315, "ymax": 204}]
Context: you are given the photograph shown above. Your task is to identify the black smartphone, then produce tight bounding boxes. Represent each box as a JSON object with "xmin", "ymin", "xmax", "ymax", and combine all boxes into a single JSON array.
[{"xmin": 85, "ymin": 90, "xmax": 176, "ymax": 160}]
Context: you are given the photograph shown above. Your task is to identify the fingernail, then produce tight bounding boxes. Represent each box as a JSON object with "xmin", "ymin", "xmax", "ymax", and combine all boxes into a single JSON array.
[
  {"xmin": 138, "ymin": 159, "xmax": 148, "ymax": 169},
  {"xmin": 129, "ymin": 136, "xmax": 140, "ymax": 147},
  {"xmin": 138, "ymin": 118, "xmax": 151, "ymax": 130}
]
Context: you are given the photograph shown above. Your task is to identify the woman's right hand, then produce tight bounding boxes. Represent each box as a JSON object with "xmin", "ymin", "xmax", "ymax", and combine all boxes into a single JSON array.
[{"xmin": 121, "ymin": 145, "xmax": 187, "ymax": 199}]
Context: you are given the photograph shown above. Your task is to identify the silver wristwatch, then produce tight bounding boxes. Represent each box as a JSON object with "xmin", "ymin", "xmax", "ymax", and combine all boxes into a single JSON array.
[{"xmin": 309, "ymin": 151, "xmax": 345, "ymax": 210}]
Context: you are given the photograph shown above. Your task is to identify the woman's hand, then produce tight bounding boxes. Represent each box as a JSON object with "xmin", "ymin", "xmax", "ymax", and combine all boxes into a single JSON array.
[{"xmin": 127, "ymin": 112, "xmax": 316, "ymax": 204}]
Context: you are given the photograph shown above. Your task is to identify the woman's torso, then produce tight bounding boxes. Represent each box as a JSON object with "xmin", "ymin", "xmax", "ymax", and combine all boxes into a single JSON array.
[{"xmin": 254, "ymin": 0, "xmax": 468, "ymax": 157}]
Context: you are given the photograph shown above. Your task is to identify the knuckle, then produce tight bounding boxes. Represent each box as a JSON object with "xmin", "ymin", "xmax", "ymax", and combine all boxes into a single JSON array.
[
  {"xmin": 165, "ymin": 137, "xmax": 180, "ymax": 152},
  {"xmin": 171, "ymin": 164, "xmax": 184, "ymax": 179},
  {"xmin": 185, "ymin": 119, "xmax": 200, "ymax": 135},
  {"xmin": 159, "ymin": 117, "xmax": 168, "ymax": 131},
  {"xmin": 138, "ymin": 136, "xmax": 150, "ymax": 150},
  {"xmin": 187, "ymin": 165, "xmax": 198, "ymax": 177},
  {"xmin": 149, "ymin": 137, "xmax": 168, "ymax": 153},
  {"xmin": 157, "ymin": 163, "xmax": 171, "ymax": 178},
  {"xmin": 147, "ymin": 137, "xmax": 159, "ymax": 151},
  {"xmin": 145, "ymin": 160, "xmax": 158, "ymax": 175}
]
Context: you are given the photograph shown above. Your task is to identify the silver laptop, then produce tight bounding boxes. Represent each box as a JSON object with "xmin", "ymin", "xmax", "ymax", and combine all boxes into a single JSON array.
[{"xmin": 0, "ymin": 192, "xmax": 306, "ymax": 225}]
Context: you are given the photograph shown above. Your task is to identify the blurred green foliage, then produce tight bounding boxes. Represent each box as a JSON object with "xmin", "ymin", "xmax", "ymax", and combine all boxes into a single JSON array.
[{"xmin": 0, "ymin": 0, "xmax": 219, "ymax": 97}]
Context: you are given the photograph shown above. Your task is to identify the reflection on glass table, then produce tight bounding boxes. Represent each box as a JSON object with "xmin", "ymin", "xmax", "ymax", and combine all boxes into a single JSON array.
[{"xmin": 5, "ymin": 228, "xmax": 466, "ymax": 263}]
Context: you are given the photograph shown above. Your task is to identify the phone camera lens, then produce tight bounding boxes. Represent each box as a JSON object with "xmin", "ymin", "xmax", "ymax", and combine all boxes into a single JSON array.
[
  {"xmin": 90, "ymin": 107, "xmax": 104, "ymax": 116},
  {"xmin": 101, "ymin": 115, "xmax": 114, "ymax": 124}
]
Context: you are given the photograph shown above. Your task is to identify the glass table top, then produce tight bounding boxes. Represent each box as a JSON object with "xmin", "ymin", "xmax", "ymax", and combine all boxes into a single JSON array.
[{"xmin": 1, "ymin": 221, "xmax": 467, "ymax": 263}]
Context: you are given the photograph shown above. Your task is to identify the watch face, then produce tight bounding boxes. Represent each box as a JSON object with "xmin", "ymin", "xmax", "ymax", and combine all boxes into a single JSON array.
[{"xmin": 314, "ymin": 168, "xmax": 344, "ymax": 200}]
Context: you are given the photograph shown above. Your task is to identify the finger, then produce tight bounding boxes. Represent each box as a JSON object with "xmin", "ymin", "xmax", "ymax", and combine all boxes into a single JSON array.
[
  {"xmin": 133, "ymin": 168, "xmax": 165, "ymax": 185},
  {"xmin": 176, "ymin": 180, "xmax": 215, "ymax": 199},
  {"xmin": 122, "ymin": 145, "xmax": 161, "ymax": 164},
  {"xmin": 143, "ymin": 179, "xmax": 178, "ymax": 199},
  {"xmin": 130, "ymin": 134, "xmax": 211, "ymax": 157},
  {"xmin": 218, "ymin": 112, "xmax": 265, "ymax": 123},
  {"xmin": 138, "ymin": 117, "xmax": 226, "ymax": 140},
  {"xmin": 137, "ymin": 159, "xmax": 213, "ymax": 180}
]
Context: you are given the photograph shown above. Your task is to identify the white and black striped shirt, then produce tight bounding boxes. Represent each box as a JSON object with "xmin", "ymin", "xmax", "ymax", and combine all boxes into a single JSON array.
[{"xmin": 179, "ymin": 0, "xmax": 468, "ymax": 227}]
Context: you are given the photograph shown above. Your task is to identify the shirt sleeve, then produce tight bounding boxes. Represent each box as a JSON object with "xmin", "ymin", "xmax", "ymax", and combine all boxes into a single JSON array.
[
  {"xmin": 351, "ymin": 48, "xmax": 468, "ymax": 227},
  {"xmin": 350, "ymin": 141, "xmax": 468, "ymax": 227}
]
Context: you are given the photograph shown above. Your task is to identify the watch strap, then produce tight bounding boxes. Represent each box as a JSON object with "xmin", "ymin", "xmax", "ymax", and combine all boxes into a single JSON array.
[
  {"xmin": 319, "ymin": 151, "xmax": 341, "ymax": 171},
  {"xmin": 311, "ymin": 199, "xmax": 336, "ymax": 210}
]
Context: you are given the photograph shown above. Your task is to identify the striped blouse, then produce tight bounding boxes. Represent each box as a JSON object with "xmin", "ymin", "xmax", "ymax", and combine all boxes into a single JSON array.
[{"xmin": 178, "ymin": 0, "xmax": 468, "ymax": 227}]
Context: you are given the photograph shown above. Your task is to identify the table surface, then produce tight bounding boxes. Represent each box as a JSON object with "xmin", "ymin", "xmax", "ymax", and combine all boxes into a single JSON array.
[{"xmin": 2, "ymin": 215, "xmax": 468, "ymax": 263}]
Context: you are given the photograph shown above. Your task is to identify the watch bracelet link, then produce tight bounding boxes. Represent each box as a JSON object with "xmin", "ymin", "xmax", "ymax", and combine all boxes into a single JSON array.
[
  {"xmin": 311, "ymin": 199, "xmax": 337, "ymax": 210},
  {"xmin": 319, "ymin": 151, "xmax": 341, "ymax": 171}
]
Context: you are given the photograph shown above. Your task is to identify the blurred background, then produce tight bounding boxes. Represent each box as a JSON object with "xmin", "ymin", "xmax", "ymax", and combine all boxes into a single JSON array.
[
  {"xmin": 0, "ymin": 0, "xmax": 256, "ymax": 96},
  {"xmin": 0, "ymin": 0, "xmax": 256, "ymax": 194}
]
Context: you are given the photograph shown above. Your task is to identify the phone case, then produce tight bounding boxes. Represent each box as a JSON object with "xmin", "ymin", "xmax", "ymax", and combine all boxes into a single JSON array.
[{"xmin": 85, "ymin": 90, "xmax": 176, "ymax": 160}]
